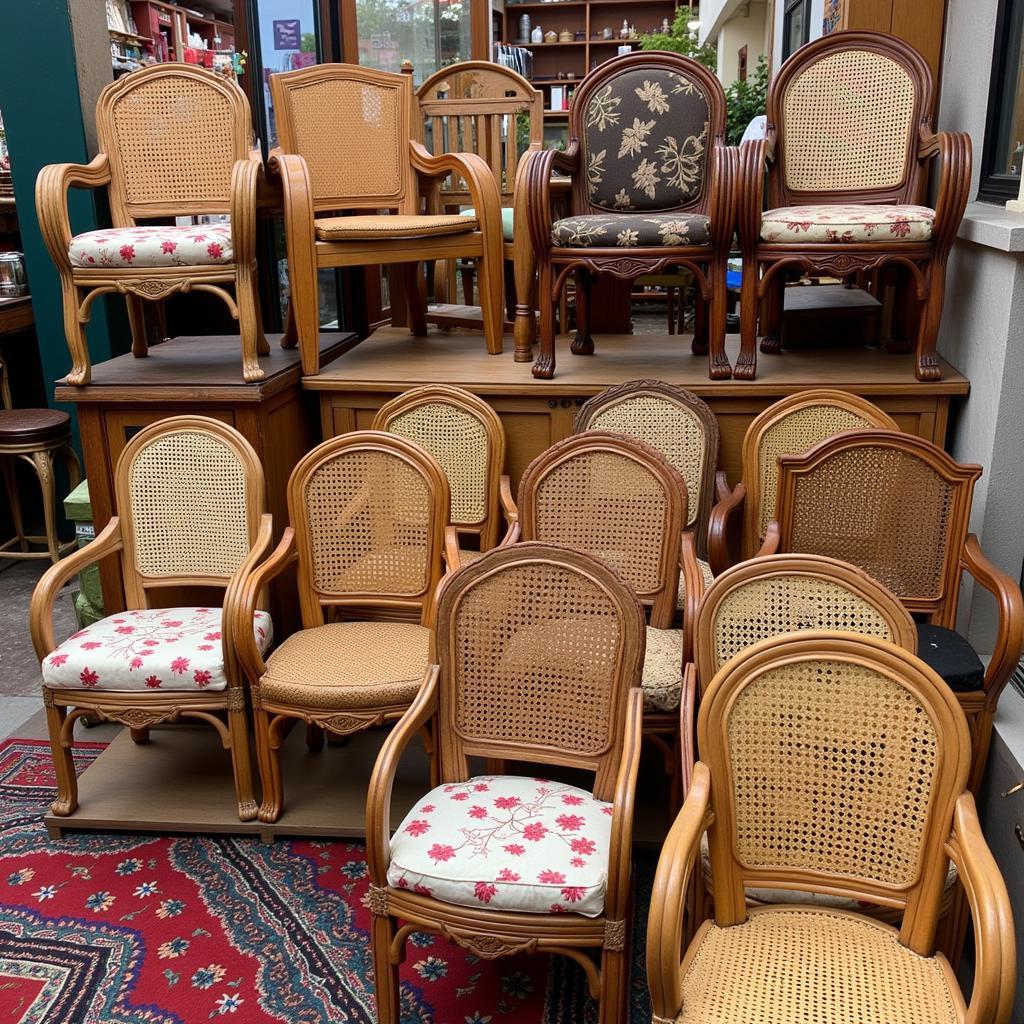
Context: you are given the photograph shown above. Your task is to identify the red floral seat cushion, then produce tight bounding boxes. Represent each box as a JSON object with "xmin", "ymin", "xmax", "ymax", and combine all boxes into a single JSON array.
[
  {"xmin": 387, "ymin": 776, "xmax": 613, "ymax": 917},
  {"xmin": 68, "ymin": 225, "xmax": 234, "ymax": 268},
  {"xmin": 41, "ymin": 607, "xmax": 272, "ymax": 692},
  {"xmin": 760, "ymin": 204, "xmax": 934, "ymax": 244}
]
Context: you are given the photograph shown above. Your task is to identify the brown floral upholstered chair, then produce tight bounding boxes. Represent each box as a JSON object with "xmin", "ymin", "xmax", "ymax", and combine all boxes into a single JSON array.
[{"xmin": 522, "ymin": 51, "xmax": 735, "ymax": 379}]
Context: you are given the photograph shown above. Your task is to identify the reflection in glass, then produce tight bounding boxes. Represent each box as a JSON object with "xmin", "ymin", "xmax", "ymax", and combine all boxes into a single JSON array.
[{"xmin": 992, "ymin": 0, "xmax": 1024, "ymax": 178}]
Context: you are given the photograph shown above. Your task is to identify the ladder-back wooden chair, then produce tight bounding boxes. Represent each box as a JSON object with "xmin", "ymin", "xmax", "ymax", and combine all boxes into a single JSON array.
[
  {"xmin": 648, "ymin": 632, "xmax": 1015, "ymax": 1024},
  {"xmin": 31, "ymin": 416, "xmax": 273, "ymax": 821},
  {"xmin": 36, "ymin": 63, "xmax": 267, "ymax": 385},
  {"xmin": 366, "ymin": 542, "xmax": 646, "ymax": 1024},
  {"xmin": 232, "ymin": 431, "xmax": 451, "ymax": 823}
]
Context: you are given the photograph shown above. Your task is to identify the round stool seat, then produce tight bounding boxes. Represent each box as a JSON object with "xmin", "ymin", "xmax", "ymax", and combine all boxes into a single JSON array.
[{"xmin": 0, "ymin": 408, "xmax": 72, "ymax": 447}]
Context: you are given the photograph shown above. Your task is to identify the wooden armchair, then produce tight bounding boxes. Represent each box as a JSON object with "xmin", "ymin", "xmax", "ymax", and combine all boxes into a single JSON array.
[
  {"xmin": 648, "ymin": 632, "xmax": 1015, "ymax": 1024},
  {"xmin": 767, "ymin": 429, "xmax": 1024, "ymax": 793},
  {"xmin": 366, "ymin": 542, "xmax": 646, "ymax": 1024},
  {"xmin": 268, "ymin": 63, "xmax": 505, "ymax": 375},
  {"xmin": 736, "ymin": 31, "xmax": 971, "ymax": 381},
  {"xmin": 30, "ymin": 416, "xmax": 272, "ymax": 821},
  {"xmin": 521, "ymin": 50, "xmax": 736, "ymax": 379},
  {"xmin": 708, "ymin": 389, "xmax": 898, "ymax": 569},
  {"xmin": 232, "ymin": 430, "xmax": 451, "ymax": 823},
  {"xmin": 36, "ymin": 64, "xmax": 267, "ymax": 385}
]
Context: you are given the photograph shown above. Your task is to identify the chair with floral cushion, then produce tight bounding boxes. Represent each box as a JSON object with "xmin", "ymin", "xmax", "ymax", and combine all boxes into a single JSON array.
[
  {"xmin": 736, "ymin": 31, "xmax": 971, "ymax": 381},
  {"xmin": 29, "ymin": 416, "xmax": 274, "ymax": 821},
  {"xmin": 366, "ymin": 542, "xmax": 646, "ymax": 1024},
  {"xmin": 36, "ymin": 63, "xmax": 268, "ymax": 385},
  {"xmin": 521, "ymin": 50, "xmax": 736, "ymax": 379}
]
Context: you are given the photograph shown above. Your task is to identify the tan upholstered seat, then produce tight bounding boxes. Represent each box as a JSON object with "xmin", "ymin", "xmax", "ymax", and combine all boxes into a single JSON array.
[
  {"xmin": 643, "ymin": 626, "xmax": 684, "ymax": 711},
  {"xmin": 677, "ymin": 557, "xmax": 713, "ymax": 612},
  {"xmin": 314, "ymin": 214, "xmax": 476, "ymax": 241},
  {"xmin": 678, "ymin": 907, "xmax": 963, "ymax": 1024}
]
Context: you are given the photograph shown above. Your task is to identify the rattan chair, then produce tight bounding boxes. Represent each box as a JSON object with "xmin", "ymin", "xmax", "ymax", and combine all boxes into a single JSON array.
[
  {"xmin": 366, "ymin": 542, "xmax": 646, "ymax": 1024},
  {"xmin": 30, "ymin": 416, "xmax": 272, "ymax": 821},
  {"xmin": 36, "ymin": 64, "xmax": 267, "ymax": 385},
  {"xmin": 520, "ymin": 50, "xmax": 736, "ymax": 379},
  {"xmin": 735, "ymin": 31, "xmax": 971, "ymax": 381},
  {"xmin": 709, "ymin": 389, "xmax": 898, "ymax": 568},
  {"xmin": 232, "ymin": 430, "xmax": 451, "ymax": 823},
  {"xmin": 268, "ymin": 63, "xmax": 505, "ymax": 375},
  {"xmin": 766, "ymin": 429, "xmax": 1024, "ymax": 794},
  {"xmin": 648, "ymin": 632, "xmax": 1015, "ymax": 1024},
  {"xmin": 372, "ymin": 385, "xmax": 517, "ymax": 564}
]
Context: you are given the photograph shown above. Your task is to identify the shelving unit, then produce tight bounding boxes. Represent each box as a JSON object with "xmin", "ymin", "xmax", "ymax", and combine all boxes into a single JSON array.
[{"xmin": 106, "ymin": 2, "xmax": 236, "ymax": 70}]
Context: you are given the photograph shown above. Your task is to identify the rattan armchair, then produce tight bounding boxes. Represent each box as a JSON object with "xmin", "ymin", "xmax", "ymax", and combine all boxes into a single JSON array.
[
  {"xmin": 30, "ymin": 416, "xmax": 272, "ymax": 821},
  {"xmin": 268, "ymin": 63, "xmax": 505, "ymax": 375},
  {"xmin": 648, "ymin": 632, "xmax": 1015, "ymax": 1024},
  {"xmin": 521, "ymin": 50, "xmax": 736, "ymax": 379},
  {"xmin": 232, "ymin": 430, "xmax": 451, "ymax": 823},
  {"xmin": 36, "ymin": 64, "xmax": 267, "ymax": 385},
  {"xmin": 366, "ymin": 542, "xmax": 646, "ymax": 1024},
  {"xmin": 736, "ymin": 31, "xmax": 971, "ymax": 381}
]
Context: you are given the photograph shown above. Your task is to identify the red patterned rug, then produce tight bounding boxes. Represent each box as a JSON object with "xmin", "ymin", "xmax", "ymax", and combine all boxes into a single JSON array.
[{"xmin": 0, "ymin": 739, "xmax": 652, "ymax": 1023}]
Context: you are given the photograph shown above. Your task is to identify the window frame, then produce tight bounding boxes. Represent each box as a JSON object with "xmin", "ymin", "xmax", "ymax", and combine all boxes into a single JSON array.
[
  {"xmin": 781, "ymin": 0, "xmax": 812, "ymax": 62},
  {"xmin": 978, "ymin": 0, "xmax": 1024, "ymax": 203}
]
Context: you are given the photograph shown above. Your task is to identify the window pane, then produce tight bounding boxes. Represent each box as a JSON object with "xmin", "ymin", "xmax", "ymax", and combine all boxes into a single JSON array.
[
  {"xmin": 993, "ymin": 0, "xmax": 1024, "ymax": 177},
  {"xmin": 356, "ymin": 0, "xmax": 471, "ymax": 84}
]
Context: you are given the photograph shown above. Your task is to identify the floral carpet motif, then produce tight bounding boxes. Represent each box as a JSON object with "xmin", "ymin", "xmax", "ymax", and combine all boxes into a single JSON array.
[{"xmin": 0, "ymin": 739, "xmax": 652, "ymax": 1023}]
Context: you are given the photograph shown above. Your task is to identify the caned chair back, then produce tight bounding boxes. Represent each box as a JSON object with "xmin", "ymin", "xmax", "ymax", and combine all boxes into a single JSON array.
[
  {"xmin": 435, "ymin": 542, "xmax": 646, "ymax": 798},
  {"xmin": 700, "ymin": 632, "xmax": 970, "ymax": 950},
  {"xmin": 270, "ymin": 64, "xmax": 416, "ymax": 213},
  {"xmin": 372, "ymin": 385, "xmax": 507, "ymax": 550},
  {"xmin": 113, "ymin": 416, "xmax": 265, "ymax": 608},
  {"xmin": 96, "ymin": 63, "xmax": 253, "ymax": 224},
  {"xmin": 518, "ymin": 431, "xmax": 687, "ymax": 627},
  {"xmin": 286, "ymin": 431, "xmax": 450, "ymax": 626},
  {"xmin": 574, "ymin": 380, "xmax": 718, "ymax": 551},
  {"xmin": 695, "ymin": 553, "xmax": 916, "ymax": 691},
  {"xmin": 568, "ymin": 50, "xmax": 725, "ymax": 215},
  {"xmin": 740, "ymin": 389, "xmax": 898, "ymax": 559},
  {"xmin": 775, "ymin": 430, "xmax": 981, "ymax": 626},
  {"xmin": 768, "ymin": 31, "xmax": 932, "ymax": 207}
]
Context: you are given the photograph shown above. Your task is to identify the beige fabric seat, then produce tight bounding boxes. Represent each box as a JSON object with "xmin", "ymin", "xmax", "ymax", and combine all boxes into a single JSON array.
[
  {"xmin": 677, "ymin": 557, "xmax": 713, "ymax": 612},
  {"xmin": 315, "ymin": 214, "xmax": 477, "ymax": 241},
  {"xmin": 678, "ymin": 907, "xmax": 962, "ymax": 1023},
  {"xmin": 760, "ymin": 204, "xmax": 934, "ymax": 244},
  {"xmin": 643, "ymin": 626, "xmax": 683, "ymax": 711}
]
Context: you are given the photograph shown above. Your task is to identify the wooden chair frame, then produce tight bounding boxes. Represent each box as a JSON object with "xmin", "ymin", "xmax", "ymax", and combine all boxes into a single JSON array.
[
  {"xmin": 35, "ymin": 64, "xmax": 268, "ymax": 385},
  {"xmin": 735, "ymin": 31, "xmax": 971, "ymax": 382},
  {"xmin": 520, "ymin": 50, "xmax": 737, "ymax": 379},
  {"xmin": 30, "ymin": 416, "xmax": 271, "ymax": 821},
  {"xmin": 365, "ymin": 542, "xmax": 646, "ymax": 1024},
  {"xmin": 268, "ymin": 63, "xmax": 505, "ymax": 375}
]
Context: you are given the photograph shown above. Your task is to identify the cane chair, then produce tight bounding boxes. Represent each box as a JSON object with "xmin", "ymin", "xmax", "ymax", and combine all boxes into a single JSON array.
[
  {"xmin": 0, "ymin": 354, "xmax": 81, "ymax": 563},
  {"xmin": 372, "ymin": 385, "xmax": 517, "ymax": 564},
  {"xmin": 736, "ymin": 31, "xmax": 971, "ymax": 381},
  {"xmin": 36, "ymin": 63, "xmax": 267, "ymax": 385},
  {"xmin": 366, "ymin": 542, "xmax": 646, "ymax": 1024},
  {"xmin": 766, "ymin": 430, "xmax": 1024, "ymax": 794},
  {"xmin": 709, "ymin": 389, "xmax": 898, "ymax": 568},
  {"xmin": 648, "ymin": 632, "xmax": 1015, "ymax": 1024},
  {"xmin": 268, "ymin": 63, "xmax": 505, "ymax": 375},
  {"xmin": 232, "ymin": 431, "xmax": 451, "ymax": 823},
  {"xmin": 30, "ymin": 416, "xmax": 272, "ymax": 821},
  {"xmin": 521, "ymin": 50, "xmax": 736, "ymax": 379}
]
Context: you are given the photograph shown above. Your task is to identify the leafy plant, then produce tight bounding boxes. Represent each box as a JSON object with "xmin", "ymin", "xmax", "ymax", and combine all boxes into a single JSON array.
[
  {"xmin": 724, "ymin": 55, "xmax": 769, "ymax": 146},
  {"xmin": 638, "ymin": 6, "xmax": 717, "ymax": 72}
]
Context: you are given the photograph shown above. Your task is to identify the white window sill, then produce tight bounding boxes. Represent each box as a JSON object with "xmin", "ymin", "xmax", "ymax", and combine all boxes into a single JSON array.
[{"xmin": 957, "ymin": 201, "xmax": 1024, "ymax": 252}]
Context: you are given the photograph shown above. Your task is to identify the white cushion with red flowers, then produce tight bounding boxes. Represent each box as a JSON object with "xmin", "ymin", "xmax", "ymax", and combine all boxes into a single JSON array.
[
  {"xmin": 387, "ymin": 775, "xmax": 614, "ymax": 917},
  {"xmin": 41, "ymin": 607, "xmax": 272, "ymax": 693},
  {"xmin": 759, "ymin": 204, "xmax": 935, "ymax": 244},
  {"xmin": 67, "ymin": 225, "xmax": 234, "ymax": 269}
]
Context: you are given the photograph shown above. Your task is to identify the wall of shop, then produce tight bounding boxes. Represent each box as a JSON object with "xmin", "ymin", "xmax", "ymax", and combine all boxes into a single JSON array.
[{"xmin": 715, "ymin": 1, "xmax": 769, "ymax": 83}]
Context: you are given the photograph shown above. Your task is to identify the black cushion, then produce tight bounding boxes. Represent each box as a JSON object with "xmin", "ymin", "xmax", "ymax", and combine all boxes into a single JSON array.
[{"xmin": 916, "ymin": 623, "xmax": 985, "ymax": 693}]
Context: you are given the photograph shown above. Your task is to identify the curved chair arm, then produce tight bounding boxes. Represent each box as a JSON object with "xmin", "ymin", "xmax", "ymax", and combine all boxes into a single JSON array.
[
  {"xmin": 523, "ymin": 142, "xmax": 581, "ymax": 258},
  {"xmin": 229, "ymin": 156, "xmax": 264, "ymax": 266},
  {"xmin": 920, "ymin": 129, "xmax": 972, "ymax": 253},
  {"xmin": 736, "ymin": 138, "xmax": 770, "ymax": 259},
  {"xmin": 443, "ymin": 526, "xmax": 462, "ymax": 573},
  {"xmin": 755, "ymin": 520, "xmax": 781, "ymax": 558},
  {"xmin": 680, "ymin": 531, "xmax": 705, "ymax": 664},
  {"xmin": 222, "ymin": 513, "xmax": 275, "ymax": 679},
  {"xmin": 366, "ymin": 665, "xmax": 441, "ymax": 885},
  {"xmin": 647, "ymin": 762, "xmax": 713, "ymax": 1024},
  {"xmin": 605, "ymin": 687, "xmax": 645, "ymax": 920},
  {"xmin": 30, "ymin": 516, "xmax": 123, "ymax": 661},
  {"xmin": 945, "ymin": 792, "xmax": 1016, "ymax": 1024},
  {"xmin": 679, "ymin": 662, "xmax": 697, "ymax": 798},
  {"xmin": 499, "ymin": 474, "xmax": 519, "ymax": 538},
  {"xmin": 35, "ymin": 154, "xmax": 112, "ymax": 271},
  {"xmin": 707, "ymin": 477, "xmax": 746, "ymax": 576},
  {"xmin": 962, "ymin": 534, "xmax": 1024, "ymax": 707},
  {"xmin": 708, "ymin": 143, "xmax": 740, "ymax": 251}
]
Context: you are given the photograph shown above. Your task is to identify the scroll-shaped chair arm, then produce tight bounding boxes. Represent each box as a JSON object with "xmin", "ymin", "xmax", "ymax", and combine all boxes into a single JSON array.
[
  {"xmin": 755, "ymin": 520, "xmax": 781, "ymax": 558},
  {"xmin": 229, "ymin": 155, "xmax": 264, "ymax": 265},
  {"xmin": 498, "ymin": 475, "xmax": 520, "ymax": 546},
  {"xmin": 522, "ymin": 142, "xmax": 580, "ymax": 257},
  {"xmin": 222, "ymin": 513, "xmax": 275, "ymax": 671},
  {"xmin": 35, "ymin": 154, "xmax": 112, "ymax": 271},
  {"xmin": 707, "ymin": 477, "xmax": 746, "ymax": 576},
  {"xmin": 606, "ymin": 687, "xmax": 645, "ymax": 919},
  {"xmin": 708, "ymin": 143, "xmax": 740, "ymax": 251},
  {"xmin": 679, "ymin": 662, "xmax": 697, "ymax": 797},
  {"xmin": 680, "ymin": 531, "xmax": 705, "ymax": 664},
  {"xmin": 919, "ymin": 128, "xmax": 972, "ymax": 251},
  {"xmin": 443, "ymin": 526, "xmax": 462, "ymax": 574},
  {"xmin": 736, "ymin": 137, "xmax": 771, "ymax": 256}
]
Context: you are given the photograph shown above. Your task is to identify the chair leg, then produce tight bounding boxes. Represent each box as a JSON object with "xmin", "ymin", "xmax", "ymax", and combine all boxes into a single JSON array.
[
  {"xmin": 598, "ymin": 945, "xmax": 628, "ymax": 1024},
  {"xmin": 405, "ymin": 263, "xmax": 428, "ymax": 337},
  {"xmin": 733, "ymin": 261, "xmax": 760, "ymax": 381},
  {"xmin": 477, "ymin": 244, "xmax": 505, "ymax": 356},
  {"xmin": 254, "ymin": 707, "xmax": 284, "ymax": 823},
  {"xmin": 710, "ymin": 260, "xmax": 734, "ymax": 379},
  {"xmin": 915, "ymin": 261, "xmax": 944, "ymax": 382},
  {"xmin": 236, "ymin": 272, "xmax": 267, "ymax": 383},
  {"xmin": 371, "ymin": 911, "xmax": 402, "ymax": 1024},
  {"xmin": 45, "ymin": 698, "xmax": 78, "ymax": 817},
  {"xmin": 282, "ymin": 299, "xmax": 299, "ymax": 349},
  {"xmin": 60, "ymin": 442, "xmax": 82, "ymax": 495},
  {"xmin": 571, "ymin": 269, "xmax": 595, "ymax": 356},
  {"xmin": 130, "ymin": 727, "xmax": 150, "ymax": 744},
  {"xmin": 460, "ymin": 262, "xmax": 475, "ymax": 306},
  {"xmin": 692, "ymin": 285, "xmax": 709, "ymax": 355},
  {"xmin": 125, "ymin": 294, "xmax": 149, "ymax": 358},
  {"xmin": 1, "ymin": 456, "xmax": 26, "ymax": 552},
  {"xmin": 513, "ymin": 253, "xmax": 537, "ymax": 363},
  {"xmin": 60, "ymin": 278, "xmax": 91, "ymax": 386},
  {"xmin": 29, "ymin": 449, "xmax": 62, "ymax": 564},
  {"xmin": 227, "ymin": 696, "xmax": 258, "ymax": 822},
  {"xmin": 533, "ymin": 260, "xmax": 557, "ymax": 379},
  {"xmin": 759, "ymin": 273, "xmax": 784, "ymax": 356}
]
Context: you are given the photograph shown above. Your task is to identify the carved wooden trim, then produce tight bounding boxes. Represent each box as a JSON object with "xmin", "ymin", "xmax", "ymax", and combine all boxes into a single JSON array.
[
  {"xmin": 603, "ymin": 918, "xmax": 626, "ymax": 951},
  {"xmin": 99, "ymin": 707, "xmax": 181, "ymax": 729},
  {"xmin": 439, "ymin": 925, "xmax": 538, "ymax": 959},
  {"xmin": 310, "ymin": 711, "xmax": 387, "ymax": 736}
]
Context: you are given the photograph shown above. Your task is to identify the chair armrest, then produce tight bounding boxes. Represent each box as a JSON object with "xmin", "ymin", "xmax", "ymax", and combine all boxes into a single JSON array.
[
  {"xmin": 708, "ymin": 142, "xmax": 739, "ymax": 250},
  {"xmin": 755, "ymin": 520, "xmax": 781, "ymax": 558},
  {"xmin": 736, "ymin": 138, "xmax": 770, "ymax": 256},
  {"xmin": 919, "ymin": 128, "xmax": 972, "ymax": 252},
  {"xmin": 962, "ymin": 534, "xmax": 1024, "ymax": 706},
  {"xmin": 647, "ymin": 762, "xmax": 713, "ymax": 1024},
  {"xmin": 366, "ymin": 665, "xmax": 440, "ymax": 885},
  {"xmin": 707, "ymin": 477, "xmax": 745, "ymax": 576},
  {"xmin": 605, "ymin": 687, "xmax": 645, "ymax": 919},
  {"xmin": 679, "ymin": 662, "xmax": 697, "ymax": 797},
  {"xmin": 30, "ymin": 517, "xmax": 123, "ymax": 661},
  {"xmin": 222, "ymin": 513, "xmax": 274, "ymax": 679},
  {"xmin": 229, "ymin": 156, "xmax": 264, "ymax": 264},
  {"xmin": 35, "ymin": 154, "xmax": 111, "ymax": 271},
  {"xmin": 680, "ymin": 531, "xmax": 705, "ymax": 664},
  {"xmin": 498, "ymin": 474, "xmax": 519, "ymax": 546},
  {"xmin": 522, "ymin": 142, "xmax": 581, "ymax": 257},
  {"xmin": 443, "ymin": 525, "xmax": 462, "ymax": 574},
  {"xmin": 945, "ymin": 792, "xmax": 1015, "ymax": 1024}
]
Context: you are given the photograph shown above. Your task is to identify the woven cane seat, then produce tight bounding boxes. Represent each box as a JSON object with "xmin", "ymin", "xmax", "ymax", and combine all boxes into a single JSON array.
[
  {"xmin": 677, "ymin": 907, "xmax": 962, "ymax": 1024},
  {"xmin": 677, "ymin": 557, "xmax": 713, "ymax": 612},
  {"xmin": 458, "ymin": 547, "xmax": 485, "ymax": 566},
  {"xmin": 260, "ymin": 621, "xmax": 430, "ymax": 708},
  {"xmin": 0, "ymin": 408, "xmax": 71, "ymax": 446},
  {"xmin": 314, "ymin": 214, "xmax": 476, "ymax": 241},
  {"xmin": 643, "ymin": 626, "xmax": 683, "ymax": 711}
]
